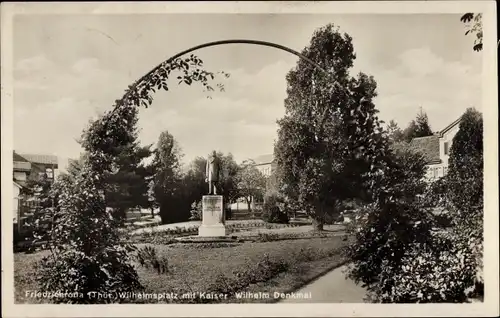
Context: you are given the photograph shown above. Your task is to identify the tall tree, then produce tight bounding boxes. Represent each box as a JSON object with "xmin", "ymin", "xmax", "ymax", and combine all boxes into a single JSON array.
[
  {"xmin": 105, "ymin": 141, "xmax": 153, "ymax": 222},
  {"xmin": 402, "ymin": 108, "xmax": 433, "ymax": 142},
  {"xmin": 447, "ymin": 108, "xmax": 483, "ymax": 242},
  {"xmin": 151, "ymin": 130, "xmax": 183, "ymax": 224},
  {"xmin": 446, "ymin": 108, "xmax": 484, "ymax": 297},
  {"xmin": 183, "ymin": 152, "xmax": 240, "ymax": 212},
  {"xmin": 274, "ymin": 24, "xmax": 385, "ymax": 230},
  {"xmin": 386, "ymin": 120, "xmax": 405, "ymax": 143},
  {"xmin": 415, "ymin": 107, "xmax": 433, "ymax": 137},
  {"xmin": 236, "ymin": 160, "xmax": 266, "ymax": 213},
  {"xmin": 217, "ymin": 152, "xmax": 241, "ymax": 205}
]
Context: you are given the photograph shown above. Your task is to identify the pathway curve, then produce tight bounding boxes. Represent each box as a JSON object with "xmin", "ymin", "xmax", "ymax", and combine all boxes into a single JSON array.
[{"xmin": 280, "ymin": 265, "xmax": 367, "ymax": 303}]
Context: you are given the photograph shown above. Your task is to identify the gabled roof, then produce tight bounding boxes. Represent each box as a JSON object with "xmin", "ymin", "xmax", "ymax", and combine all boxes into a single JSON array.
[
  {"xmin": 251, "ymin": 154, "xmax": 274, "ymax": 165},
  {"xmin": 13, "ymin": 151, "xmax": 29, "ymax": 162},
  {"xmin": 409, "ymin": 135, "xmax": 441, "ymax": 164},
  {"xmin": 18, "ymin": 153, "xmax": 58, "ymax": 166},
  {"xmin": 436, "ymin": 115, "xmax": 462, "ymax": 137}
]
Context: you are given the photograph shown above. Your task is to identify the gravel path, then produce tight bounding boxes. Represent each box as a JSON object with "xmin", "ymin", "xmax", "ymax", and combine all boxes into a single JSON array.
[{"xmin": 280, "ymin": 265, "xmax": 367, "ymax": 303}]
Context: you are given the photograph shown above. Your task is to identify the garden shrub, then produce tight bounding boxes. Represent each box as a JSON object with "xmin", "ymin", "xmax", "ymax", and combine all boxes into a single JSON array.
[
  {"xmin": 346, "ymin": 201, "xmax": 433, "ymax": 282},
  {"xmin": 36, "ymin": 166, "xmax": 144, "ymax": 304},
  {"xmin": 135, "ymin": 245, "xmax": 169, "ymax": 274},
  {"xmin": 189, "ymin": 200, "xmax": 202, "ymax": 221},
  {"xmin": 365, "ymin": 232, "xmax": 479, "ymax": 303},
  {"xmin": 256, "ymin": 232, "xmax": 280, "ymax": 242},
  {"xmin": 129, "ymin": 230, "xmax": 177, "ymax": 245},
  {"xmin": 207, "ymin": 253, "xmax": 289, "ymax": 297},
  {"xmin": 296, "ymin": 247, "xmax": 319, "ymax": 261},
  {"xmin": 345, "ymin": 142, "xmax": 437, "ymax": 296},
  {"xmin": 262, "ymin": 194, "xmax": 288, "ymax": 224},
  {"xmin": 346, "ymin": 109, "xmax": 484, "ymax": 303},
  {"xmin": 180, "ymin": 242, "xmax": 240, "ymax": 249}
]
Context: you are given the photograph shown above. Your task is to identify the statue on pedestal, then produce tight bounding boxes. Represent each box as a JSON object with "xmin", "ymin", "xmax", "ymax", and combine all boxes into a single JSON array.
[{"xmin": 205, "ymin": 150, "xmax": 221, "ymax": 195}]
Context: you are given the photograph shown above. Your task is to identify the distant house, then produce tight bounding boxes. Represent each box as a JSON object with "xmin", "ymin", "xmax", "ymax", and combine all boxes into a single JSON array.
[
  {"xmin": 251, "ymin": 154, "xmax": 276, "ymax": 178},
  {"xmin": 13, "ymin": 152, "xmax": 32, "ymax": 188},
  {"xmin": 17, "ymin": 153, "xmax": 59, "ymax": 180},
  {"xmin": 410, "ymin": 116, "xmax": 462, "ymax": 181},
  {"xmin": 13, "ymin": 152, "xmax": 59, "ymax": 234}
]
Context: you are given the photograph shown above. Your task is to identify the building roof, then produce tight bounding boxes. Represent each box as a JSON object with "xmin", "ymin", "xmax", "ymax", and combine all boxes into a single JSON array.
[
  {"xmin": 437, "ymin": 115, "xmax": 462, "ymax": 137},
  {"xmin": 409, "ymin": 135, "xmax": 441, "ymax": 164},
  {"xmin": 251, "ymin": 154, "xmax": 274, "ymax": 165},
  {"xmin": 18, "ymin": 153, "xmax": 58, "ymax": 166},
  {"xmin": 13, "ymin": 161, "xmax": 32, "ymax": 172},
  {"xmin": 13, "ymin": 151, "xmax": 29, "ymax": 162}
]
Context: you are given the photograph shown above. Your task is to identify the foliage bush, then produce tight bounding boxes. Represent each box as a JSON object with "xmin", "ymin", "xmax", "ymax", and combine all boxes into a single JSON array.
[
  {"xmin": 256, "ymin": 232, "xmax": 281, "ymax": 242},
  {"xmin": 129, "ymin": 230, "xmax": 178, "ymax": 245},
  {"xmin": 261, "ymin": 194, "xmax": 288, "ymax": 224},
  {"xmin": 189, "ymin": 200, "xmax": 202, "ymax": 221},
  {"xmin": 364, "ymin": 232, "xmax": 479, "ymax": 303},
  {"xmin": 179, "ymin": 242, "xmax": 241, "ymax": 249},
  {"xmin": 421, "ymin": 108, "xmax": 483, "ymax": 299},
  {"xmin": 207, "ymin": 253, "xmax": 289, "ymax": 297},
  {"xmin": 135, "ymin": 245, "xmax": 169, "ymax": 274},
  {"xmin": 36, "ymin": 167, "xmax": 144, "ymax": 303},
  {"xmin": 346, "ymin": 108, "xmax": 484, "ymax": 303},
  {"xmin": 18, "ymin": 173, "xmax": 62, "ymax": 251},
  {"xmin": 345, "ymin": 141, "xmax": 437, "ymax": 297}
]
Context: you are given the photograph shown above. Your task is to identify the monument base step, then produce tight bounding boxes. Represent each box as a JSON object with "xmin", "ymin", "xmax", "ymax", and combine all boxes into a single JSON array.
[
  {"xmin": 175, "ymin": 235, "xmax": 241, "ymax": 243},
  {"xmin": 198, "ymin": 224, "xmax": 228, "ymax": 237}
]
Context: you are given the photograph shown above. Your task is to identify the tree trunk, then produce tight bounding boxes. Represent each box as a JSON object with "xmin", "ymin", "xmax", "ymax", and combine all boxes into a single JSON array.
[
  {"xmin": 312, "ymin": 205, "xmax": 325, "ymax": 231},
  {"xmin": 312, "ymin": 218, "xmax": 324, "ymax": 231},
  {"xmin": 150, "ymin": 206, "xmax": 155, "ymax": 218},
  {"xmin": 246, "ymin": 197, "xmax": 252, "ymax": 215}
]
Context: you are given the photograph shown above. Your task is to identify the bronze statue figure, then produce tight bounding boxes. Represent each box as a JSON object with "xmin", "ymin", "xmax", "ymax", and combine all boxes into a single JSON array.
[{"xmin": 205, "ymin": 150, "xmax": 221, "ymax": 195}]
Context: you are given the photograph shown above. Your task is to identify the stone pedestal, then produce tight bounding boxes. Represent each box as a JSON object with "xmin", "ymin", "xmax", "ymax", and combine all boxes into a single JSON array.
[{"xmin": 198, "ymin": 195, "xmax": 227, "ymax": 237}]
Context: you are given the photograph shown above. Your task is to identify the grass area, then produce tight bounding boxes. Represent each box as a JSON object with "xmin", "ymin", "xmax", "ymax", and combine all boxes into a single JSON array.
[
  {"xmin": 14, "ymin": 250, "xmax": 49, "ymax": 304},
  {"xmin": 14, "ymin": 236, "xmax": 349, "ymax": 304}
]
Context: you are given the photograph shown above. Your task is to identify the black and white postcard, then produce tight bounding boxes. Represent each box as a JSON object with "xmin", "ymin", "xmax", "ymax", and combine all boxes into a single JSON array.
[{"xmin": 1, "ymin": 1, "xmax": 498, "ymax": 317}]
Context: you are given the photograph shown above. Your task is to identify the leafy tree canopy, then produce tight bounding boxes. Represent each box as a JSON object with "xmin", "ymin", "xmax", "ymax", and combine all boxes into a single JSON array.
[{"xmin": 274, "ymin": 23, "xmax": 386, "ymax": 229}]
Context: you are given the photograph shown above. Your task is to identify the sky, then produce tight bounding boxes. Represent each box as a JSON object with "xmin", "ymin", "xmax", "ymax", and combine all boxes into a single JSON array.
[{"xmin": 12, "ymin": 13, "xmax": 482, "ymax": 170}]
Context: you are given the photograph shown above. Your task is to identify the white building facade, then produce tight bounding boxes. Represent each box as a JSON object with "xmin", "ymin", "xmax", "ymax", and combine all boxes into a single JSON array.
[
  {"xmin": 252, "ymin": 154, "xmax": 275, "ymax": 178},
  {"xmin": 410, "ymin": 117, "xmax": 461, "ymax": 182}
]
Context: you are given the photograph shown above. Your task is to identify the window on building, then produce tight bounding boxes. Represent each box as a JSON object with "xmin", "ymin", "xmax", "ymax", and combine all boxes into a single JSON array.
[{"xmin": 444, "ymin": 142, "xmax": 449, "ymax": 155}]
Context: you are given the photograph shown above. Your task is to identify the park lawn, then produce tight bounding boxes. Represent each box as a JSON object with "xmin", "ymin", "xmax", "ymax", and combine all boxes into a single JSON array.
[
  {"xmin": 14, "ymin": 250, "xmax": 50, "ymax": 304},
  {"xmin": 14, "ymin": 236, "xmax": 349, "ymax": 304}
]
